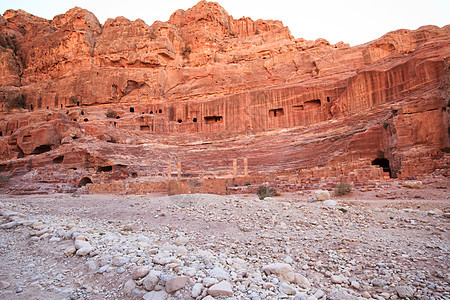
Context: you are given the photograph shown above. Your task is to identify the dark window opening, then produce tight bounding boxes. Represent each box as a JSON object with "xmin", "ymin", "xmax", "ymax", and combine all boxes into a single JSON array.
[
  {"xmin": 70, "ymin": 168, "xmax": 77, "ymax": 170},
  {"xmin": 97, "ymin": 165, "xmax": 113, "ymax": 172},
  {"xmin": 131, "ymin": 172, "xmax": 138, "ymax": 178},
  {"xmin": 293, "ymin": 105, "xmax": 304, "ymax": 111},
  {"xmin": 66, "ymin": 110, "xmax": 69, "ymax": 114},
  {"xmin": 116, "ymin": 116, "xmax": 120, "ymax": 119},
  {"xmin": 32, "ymin": 145, "xmax": 51, "ymax": 155},
  {"xmin": 23, "ymin": 135, "xmax": 32, "ymax": 143},
  {"xmin": 193, "ymin": 118, "xmax": 197, "ymax": 123},
  {"xmin": 73, "ymin": 119, "xmax": 77, "ymax": 122},
  {"xmin": 84, "ymin": 118, "xmax": 88, "ymax": 122},
  {"xmin": 61, "ymin": 104, "xmax": 63, "ymax": 108},
  {"xmin": 269, "ymin": 108, "xmax": 284, "ymax": 117},
  {"xmin": 150, "ymin": 111, "xmax": 153, "ymax": 114},
  {"xmin": 81, "ymin": 111, "xmax": 84, "ymax": 115},
  {"xmin": 140, "ymin": 125, "xmax": 150, "ymax": 131},
  {"xmin": 0, "ymin": 131, "xmax": 2, "ymax": 137},
  {"xmin": 372, "ymin": 158, "xmax": 392, "ymax": 178},
  {"xmin": 0, "ymin": 164, "xmax": 6, "ymax": 172},
  {"xmin": 53, "ymin": 156, "xmax": 64, "ymax": 164},
  {"xmin": 78, "ymin": 177, "xmax": 93, "ymax": 187},
  {"xmin": 304, "ymin": 99, "xmax": 321, "ymax": 107},
  {"xmin": 142, "ymin": 112, "xmax": 145, "ymax": 114},
  {"xmin": 327, "ymin": 97, "xmax": 330, "ymax": 102},
  {"xmin": 130, "ymin": 107, "xmax": 135, "ymax": 113},
  {"xmin": 30, "ymin": 104, "xmax": 34, "ymax": 111},
  {"xmin": 204, "ymin": 116, "xmax": 223, "ymax": 124},
  {"xmin": 158, "ymin": 109, "xmax": 162, "ymax": 113},
  {"xmin": 177, "ymin": 119, "xmax": 182, "ymax": 123},
  {"xmin": 46, "ymin": 106, "xmax": 49, "ymax": 109},
  {"xmin": 76, "ymin": 101, "xmax": 80, "ymax": 106}
]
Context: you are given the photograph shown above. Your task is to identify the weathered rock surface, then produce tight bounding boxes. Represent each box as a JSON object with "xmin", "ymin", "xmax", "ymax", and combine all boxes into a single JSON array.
[{"xmin": 0, "ymin": 1, "xmax": 449, "ymax": 194}]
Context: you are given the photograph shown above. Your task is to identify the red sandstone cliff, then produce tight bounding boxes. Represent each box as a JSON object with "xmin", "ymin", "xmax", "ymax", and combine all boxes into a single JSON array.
[{"xmin": 0, "ymin": 1, "xmax": 449, "ymax": 194}]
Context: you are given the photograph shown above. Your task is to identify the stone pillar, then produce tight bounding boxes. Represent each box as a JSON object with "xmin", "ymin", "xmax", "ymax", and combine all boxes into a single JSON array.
[
  {"xmin": 177, "ymin": 162, "xmax": 181, "ymax": 180},
  {"xmin": 233, "ymin": 159, "xmax": 237, "ymax": 178},
  {"xmin": 244, "ymin": 158, "xmax": 248, "ymax": 177},
  {"xmin": 168, "ymin": 162, "xmax": 171, "ymax": 180}
]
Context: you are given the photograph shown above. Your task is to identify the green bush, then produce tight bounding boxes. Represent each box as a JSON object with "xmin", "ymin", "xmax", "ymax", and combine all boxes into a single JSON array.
[
  {"xmin": 257, "ymin": 185, "xmax": 275, "ymax": 200},
  {"xmin": 334, "ymin": 182, "xmax": 352, "ymax": 196},
  {"xmin": 106, "ymin": 109, "xmax": 117, "ymax": 118}
]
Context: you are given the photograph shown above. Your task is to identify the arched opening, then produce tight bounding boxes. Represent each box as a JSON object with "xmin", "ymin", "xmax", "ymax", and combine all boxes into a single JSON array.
[
  {"xmin": 61, "ymin": 104, "xmax": 63, "ymax": 108},
  {"xmin": 32, "ymin": 145, "xmax": 52, "ymax": 155},
  {"xmin": 177, "ymin": 119, "xmax": 182, "ymax": 123},
  {"xmin": 78, "ymin": 177, "xmax": 93, "ymax": 187},
  {"xmin": 150, "ymin": 111, "xmax": 153, "ymax": 114},
  {"xmin": 0, "ymin": 131, "xmax": 2, "ymax": 137},
  {"xmin": 76, "ymin": 101, "xmax": 80, "ymax": 106},
  {"xmin": 30, "ymin": 104, "xmax": 34, "ymax": 111},
  {"xmin": 372, "ymin": 157, "xmax": 392, "ymax": 178},
  {"xmin": 130, "ymin": 107, "xmax": 135, "ymax": 113},
  {"xmin": 193, "ymin": 118, "xmax": 197, "ymax": 123},
  {"xmin": 131, "ymin": 172, "xmax": 138, "ymax": 178},
  {"xmin": 158, "ymin": 109, "xmax": 162, "ymax": 113},
  {"xmin": 83, "ymin": 118, "xmax": 88, "ymax": 122},
  {"xmin": 327, "ymin": 97, "xmax": 330, "ymax": 102},
  {"xmin": 116, "ymin": 116, "xmax": 120, "ymax": 119},
  {"xmin": 81, "ymin": 111, "xmax": 85, "ymax": 115}
]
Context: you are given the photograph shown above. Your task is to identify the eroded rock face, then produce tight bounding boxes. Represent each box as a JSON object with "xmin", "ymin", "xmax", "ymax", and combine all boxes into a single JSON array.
[{"xmin": 0, "ymin": 1, "xmax": 449, "ymax": 193}]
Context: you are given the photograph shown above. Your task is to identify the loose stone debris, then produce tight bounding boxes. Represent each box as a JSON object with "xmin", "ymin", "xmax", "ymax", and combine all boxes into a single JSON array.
[{"xmin": 0, "ymin": 190, "xmax": 448, "ymax": 299}]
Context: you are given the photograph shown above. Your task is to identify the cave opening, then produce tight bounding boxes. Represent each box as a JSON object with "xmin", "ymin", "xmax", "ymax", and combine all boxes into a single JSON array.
[
  {"xmin": 32, "ymin": 145, "xmax": 52, "ymax": 155},
  {"xmin": 78, "ymin": 177, "xmax": 93, "ymax": 187},
  {"xmin": 178, "ymin": 119, "xmax": 182, "ymax": 123},
  {"xmin": 193, "ymin": 118, "xmax": 197, "ymax": 123},
  {"xmin": 53, "ymin": 156, "xmax": 64, "ymax": 164},
  {"xmin": 372, "ymin": 157, "xmax": 392, "ymax": 178},
  {"xmin": 158, "ymin": 109, "xmax": 162, "ymax": 113},
  {"xmin": 97, "ymin": 165, "xmax": 113, "ymax": 172},
  {"xmin": 76, "ymin": 101, "xmax": 80, "ymax": 106},
  {"xmin": 131, "ymin": 172, "xmax": 138, "ymax": 178},
  {"xmin": 0, "ymin": 131, "xmax": 2, "ymax": 137},
  {"xmin": 130, "ymin": 107, "xmax": 135, "ymax": 113}
]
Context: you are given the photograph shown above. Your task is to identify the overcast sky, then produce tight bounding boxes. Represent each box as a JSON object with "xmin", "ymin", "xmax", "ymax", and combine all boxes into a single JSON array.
[{"xmin": 1, "ymin": 0, "xmax": 448, "ymax": 46}]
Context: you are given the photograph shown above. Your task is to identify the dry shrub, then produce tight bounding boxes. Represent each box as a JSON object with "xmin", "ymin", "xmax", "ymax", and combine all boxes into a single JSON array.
[
  {"xmin": 257, "ymin": 185, "xmax": 276, "ymax": 200},
  {"xmin": 334, "ymin": 182, "xmax": 352, "ymax": 196},
  {"xmin": 106, "ymin": 109, "xmax": 117, "ymax": 118}
]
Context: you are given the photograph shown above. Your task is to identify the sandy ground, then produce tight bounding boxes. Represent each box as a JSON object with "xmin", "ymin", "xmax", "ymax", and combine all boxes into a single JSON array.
[{"xmin": 0, "ymin": 181, "xmax": 448, "ymax": 299}]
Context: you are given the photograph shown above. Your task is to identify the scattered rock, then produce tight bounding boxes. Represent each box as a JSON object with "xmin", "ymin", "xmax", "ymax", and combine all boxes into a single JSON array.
[
  {"xmin": 132, "ymin": 266, "xmax": 151, "ymax": 280},
  {"xmin": 208, "ymin": 281, "xmax": 233, "ymax": 297},
  {"xmin": 261, "ymin": 263, "xmax": 295, "ymax": 282},
  {"xmin": 395, "ymin": 285, "xmax": 414, "ymax": 298},
  {"xmin": 315, "ymin": 190, "xmax": 331, "ymax": 201},
  {"xmin": 279, "ymin": 282, "xmax": 297, "ymax": 295},
  {"xmin": 165, "ymin": 276, "xmax": 189, "ymax": 294}
]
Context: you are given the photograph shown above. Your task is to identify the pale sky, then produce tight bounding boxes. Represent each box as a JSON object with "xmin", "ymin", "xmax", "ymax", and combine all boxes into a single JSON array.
[{"xmin": 1, "ymin": 0, "xmax": 448, "ymax": 46}]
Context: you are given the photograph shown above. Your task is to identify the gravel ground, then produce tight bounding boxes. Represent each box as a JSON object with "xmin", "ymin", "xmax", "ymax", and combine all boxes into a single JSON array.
[{"xmin": 0, "ymin": 184, "xmax": 449, "ymax": 300}]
